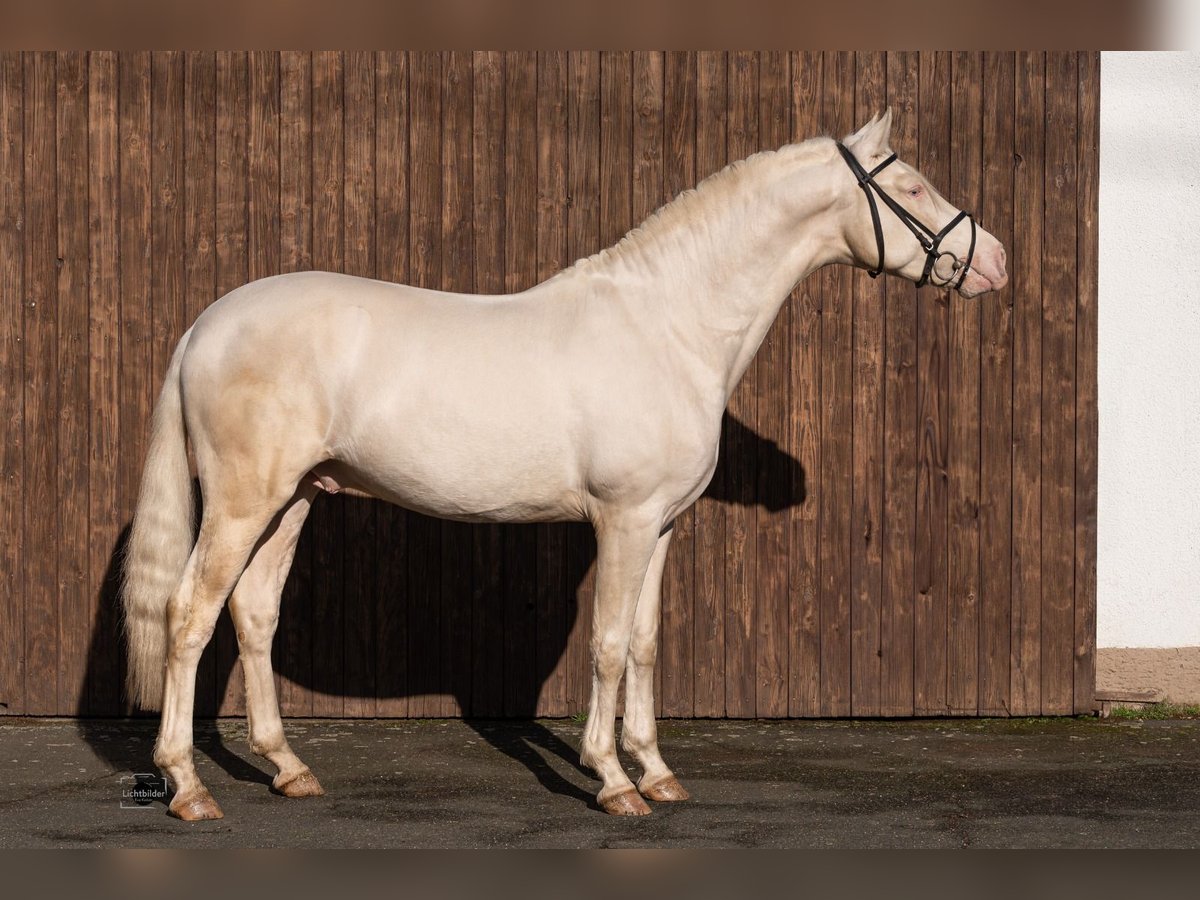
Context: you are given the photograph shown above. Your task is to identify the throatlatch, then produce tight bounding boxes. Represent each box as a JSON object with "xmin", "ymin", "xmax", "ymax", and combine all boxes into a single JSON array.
[{"xmin": 835, "ymin": 141, "xmax": 977, "ymax": 290}]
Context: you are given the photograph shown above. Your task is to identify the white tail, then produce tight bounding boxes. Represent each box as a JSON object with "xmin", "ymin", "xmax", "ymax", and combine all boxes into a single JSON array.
[{"xmin": 122, "ymin": 331, "xmax": 195, "ymax": 710}]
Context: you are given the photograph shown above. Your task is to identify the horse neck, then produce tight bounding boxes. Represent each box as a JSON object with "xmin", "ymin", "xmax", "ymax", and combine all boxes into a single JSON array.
[{"xmin": 618, "ymin": 148, "xmax": 849, "ymax": 402}]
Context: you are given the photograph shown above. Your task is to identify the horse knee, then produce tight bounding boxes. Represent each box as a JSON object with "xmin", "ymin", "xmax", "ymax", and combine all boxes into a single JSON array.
[{"xmin": 591, "ymin": 635, "xmax": 628, "ymax": 683}]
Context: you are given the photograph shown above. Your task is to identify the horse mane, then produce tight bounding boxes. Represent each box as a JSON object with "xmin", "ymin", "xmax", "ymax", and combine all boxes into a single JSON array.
[{"xmin": 548, "ymin": 135, "xmax": 835, "ymax": 282}]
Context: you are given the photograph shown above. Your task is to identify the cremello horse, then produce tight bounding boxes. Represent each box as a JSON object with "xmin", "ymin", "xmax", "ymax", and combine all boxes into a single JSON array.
[{"xmin": 123, "ymin": 109, "xmax": 1007, "ymax": 820}]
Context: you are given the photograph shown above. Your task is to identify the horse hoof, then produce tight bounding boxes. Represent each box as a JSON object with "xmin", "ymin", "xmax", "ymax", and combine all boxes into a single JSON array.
[
  {"xmin": 640, "ymin": 775, "xmax": 690, "ymax": 802},
  {"xmin": 274, "ymin": 769, "xmax": 325, "ymax": 798},
  {"xmin": 168, "ymin": 787, "xmax": 224, "ymax": 821},
  {"xmin": 600, "ymin": 788, "xmax": 652, "ymax": 816}
]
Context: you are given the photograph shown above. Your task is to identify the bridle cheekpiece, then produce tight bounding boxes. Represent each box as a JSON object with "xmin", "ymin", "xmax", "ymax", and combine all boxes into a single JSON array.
[{"xmin": 835, "ymin": 141, "xmax": 977, "ymax": 290}]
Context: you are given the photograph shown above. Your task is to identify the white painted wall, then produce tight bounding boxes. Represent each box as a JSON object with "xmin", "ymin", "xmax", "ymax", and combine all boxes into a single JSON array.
[{"xmin": 1099, "ymin": 51, "xmax": 1200, "ymax": 647}]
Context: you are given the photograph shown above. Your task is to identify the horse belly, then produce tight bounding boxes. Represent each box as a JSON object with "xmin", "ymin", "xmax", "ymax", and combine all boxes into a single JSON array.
[{"xmin": 341, "ymin": 423, "xmax": 585, "ymax": 524}]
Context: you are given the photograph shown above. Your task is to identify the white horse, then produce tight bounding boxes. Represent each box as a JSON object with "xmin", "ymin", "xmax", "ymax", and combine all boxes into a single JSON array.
[{"xmin": 122, "ymin": 109, "xmax": 1007, "ymax": 820}]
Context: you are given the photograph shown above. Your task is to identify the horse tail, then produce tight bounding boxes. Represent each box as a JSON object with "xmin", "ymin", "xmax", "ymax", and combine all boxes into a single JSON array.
[{"xmin": 122, "ymin": 329, "xmax": 195, "ymax": 711}]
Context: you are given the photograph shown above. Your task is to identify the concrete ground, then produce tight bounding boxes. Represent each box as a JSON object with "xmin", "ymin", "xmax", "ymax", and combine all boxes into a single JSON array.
[{"xmin": 0, "ymin": 716, "xmax": 1196, "ymax": 848}]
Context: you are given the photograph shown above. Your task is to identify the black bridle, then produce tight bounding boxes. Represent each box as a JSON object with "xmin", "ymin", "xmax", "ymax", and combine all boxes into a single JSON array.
[{"xmin": 835, "ymin": 141, "xmax": 977, "ymax": 290}]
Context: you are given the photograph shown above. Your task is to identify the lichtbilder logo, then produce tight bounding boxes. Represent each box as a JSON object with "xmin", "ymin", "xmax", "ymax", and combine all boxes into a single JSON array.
[{"xmin": 120, "ymin": 773, "xmax": 168, "ymax": 809}]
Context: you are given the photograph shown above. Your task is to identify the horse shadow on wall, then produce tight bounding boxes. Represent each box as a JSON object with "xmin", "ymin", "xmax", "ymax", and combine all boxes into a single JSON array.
[{"xmin": 77, "ymin": 412, "xmax": 805, "ymax": 806}]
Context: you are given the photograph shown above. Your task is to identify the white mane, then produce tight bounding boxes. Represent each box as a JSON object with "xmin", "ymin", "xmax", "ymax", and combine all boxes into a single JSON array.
[{"xmin": 551, "ymin": 136, "xmax": 836, "ymax": 281}]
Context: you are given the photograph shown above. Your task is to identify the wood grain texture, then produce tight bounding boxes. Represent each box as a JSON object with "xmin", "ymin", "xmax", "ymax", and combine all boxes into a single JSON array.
[
  {"xmin": 880, "ymin": 50, "xmax": 919, "ymax": 717},
  {"xmin": 850, "ymin": 50, "xmax": 885, "ymax": 717},
  {"xmin": 534, "ymin": 50, "xmax": 570, "ymax": 718},
  {"xmin": 374, "ymin": 51, "xmax": 410, "ymax": 717},
  {"xmin": 1073, "ymin": 51, "xmax": 1099, "ymax": 715},
  {"xmin": 979, "ymin": 51, "xmax": 1015, "ymax": 715},
  {"xmin": 946, "ymin": 51, "xmax": 981, "ymax": 714},
  {"xmin": 787, "ymin": 50, "xmax": 823, "ymax": 717},
  {"xmin": 724, "ymin": 50, "xmax": 758, "ymax": 718},
  {"xmin": 56, "ymin": 51, "xmax": 90, "ymax": 716},
  {"xmin": 1, "ymin": 52, "xmax": 1099, "ymax": 719},
  {"xmin": 343, "ymin": 50, "xmax": 378, "ymax": 719},
  {"xmin": 470, "ymin": 50, "xmax": 506, "ymax": 719},
  {"xmin": 692, "ymin": 50, "xmax": 727, "ymax": 717},
  {"xmin": 23, "ymin": 51, "xmax": 59, "ymax": 715},
  {"xmin": 818, "ymin": 50, "xmax": 854, "ymax": 718},
  {"xmin": 213, "ymin": 51, "xmax": 250, "ymax": 717},
  {"xmin": 1009, "ymin": 51, "xmax": 1045, "ymax": 716},
  {"xmin": 1040, "ymin": 51, "xmax": 1078, "ymax": 715},
  {"xmin": 87, "ymin": 51, "xmax": 122, "ymax": 716},
  {"xmin": 755, "ymin": 50, "xmax": 790, "ymax": 719},
  {"xmin": 406, "ymin": 51, "xmax": 442, "ymax": 718},
  {"xmin": 183, "ymin": 51, "xmax": 219, "ymax": 716},
  {"xmin": 276, "ymin": 50, "xmax": 314, "ymax": 717},
  {"xmin": 310, "ymin": 51, "xmax": 346, "ymax": 718},
  {"xmin": 0, "ymin": 53, "xmax": 24, "ymax": 715},
  {"xmin": 913, "ymin": 51, "xmax": 951, "ymax": 716},
  {"xmin": 632, "ymin": 50, "xmax": 666, "ymax": 715},
  {"xmin": 503, "ymin": 51, "xmax": 539, "ymax": 717},
  {"xmin": 117, "ymin": 51, "xmax": 152, "ymax": 715},
  {"xmin": 565, "ymin": 51, "xmax": 600, "ymax": 717},
  {"xmin": 659, "ymin": 50, "xmax": 696, "ymax": 718}
]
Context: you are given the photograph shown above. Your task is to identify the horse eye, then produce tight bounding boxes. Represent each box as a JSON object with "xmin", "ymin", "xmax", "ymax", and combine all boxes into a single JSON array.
[{"xmin": 908, "ymin": 186, "xmax": 923, "ymax": 198}]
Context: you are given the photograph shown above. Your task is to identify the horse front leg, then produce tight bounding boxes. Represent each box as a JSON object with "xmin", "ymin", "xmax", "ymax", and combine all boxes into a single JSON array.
[
  {"xmin": 579, "ymin": 510, "xmax": 663, "ymax": 816},
  {"xmin": 621, "ymin": 526, "xmax": 690, "ymax": 803}
]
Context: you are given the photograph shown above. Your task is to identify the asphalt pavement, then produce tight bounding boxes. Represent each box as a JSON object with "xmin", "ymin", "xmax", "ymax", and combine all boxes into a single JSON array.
[{"xmin": 0, "ymin": 715, "xmax": 1196, "ymax": 848}]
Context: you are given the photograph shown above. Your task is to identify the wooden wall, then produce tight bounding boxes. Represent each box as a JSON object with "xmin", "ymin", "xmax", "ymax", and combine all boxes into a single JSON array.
[{"xmin": 0, "ymin": 51, "xmax": 1098, "ymax": 718}]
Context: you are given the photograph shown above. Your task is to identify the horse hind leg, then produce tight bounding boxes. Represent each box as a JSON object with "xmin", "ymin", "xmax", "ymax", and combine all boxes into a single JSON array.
[
  {"xmin": 227, "ymin": 483, "xmax": 325, "ymax": 798},
  {"xmin": 154, "ymin": 499, "xmax": 285, "ymax": 820}
]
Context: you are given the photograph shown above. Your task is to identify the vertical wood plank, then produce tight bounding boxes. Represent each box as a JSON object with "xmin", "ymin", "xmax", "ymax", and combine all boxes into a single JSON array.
[
  {"xmin": 374, "ymin": 50, "xmax": 410, "ymax": 717},
  {"xmin": 182, "ymin": 51, "xmax": 218, "ymax": 716},
  {"xmin": 1009, "ymin": 51, "xmax": 1044, "ymax": 716},
  {"xmin": 439, "ymin": 50, "xmax": 473, "ymax": 717},
  {"xmin": 23, "ymin": 51, "xmax": 59, "ymax": 715},
  {"xmin": 979, "ymin": 51, "xmax": 1015, "ymax": 715},
  {"xmin": 850, "ymin": 50, "xmax": 885, "ymax": 717},
  {"xmin": 534, "ymin": 50, "xmax": 570, "ymax": 717},
  {"xmin": 818, "ymin": 50, "xmax": 854, "ymax": 717},
  {"xmin": 632, "ymin": 50, "xmax": 666, "ymax": 715},
  {"xmin": 0, "ymin": 53, "xmax": 25, "ymax": 715},
  {"xmin": 787, "ymin": 50, "xmax": 822, "ymax": 717},
  {"xmin": 600, "ymin": 49, "xmax": 633, "ymax": 718},
  {"xmin": 913, "ymin": 50, "xmax": 950, "ymax": 715},
  {"xmin": 56, "ymin": 51, "xmax": 90, "ymax": 715},
  {"xmin": 117, "ymin": 51, "xmax": 152, "ymax": 713},
  {"xmin": 755, "ymin": 49, "xmax": 790, "ymax": 719},
  {"xmin": 310, "ymin": 50, "xmax": 345, "ymax": 718},
  {"xmin": 407, "ymin": 50, "xmax": 442, "ymax": 717},
  {"xmin": 565, "ymin": 51, "xmax": 600, "ymax": 716},
  {"xmin": 469, "ymin": 49, "xmax": 506, "ymax": 718},
  {"xmin": 151, "ymin": 52, "xmax": 185, "ymax": 403},
  {"xmin": 503, "ymin": 51, "xmax": 539, "ymax": 716},
  {"xmin": 724, "ymin": 50, "xmax": 758, "ymax": 718},
  {"xmin": 276, "ymin": 50, "xmax": 313, "ymax": 716},
  {"xmin": 248, "ymin": 52, "xmax": 279, "ymax": 283},
  {"xmin": 660, "ymin": 50, "xmax": 696, "ymax": 718},
  {"xmin": 1073, "ymin": 51, "xmax": 1099, "ymax": 715},
  {"xmin": 87, "ymin": 51, "xmax": 122, "ymax": 716},
  {"xmin": 692, "ymin": 50, "xmax": 727, "ymax": 717},
  {"xmin": 1040, "ymin": 51, "xmax": 1078, "ymax": 715},
  {"xmin": 213, "ymin": 50, "xmax": 248, "ymax": 715},
  {"xmin": 947, "ymin": 51, "xmax": 981, "ymax": 714},
  {"xmin": 343, "ymin": 49, "xmax": 378, "ymax": 718},
  {"xmin": 880, "ymin": 50, "xmax": 919, "ymax": 717}
]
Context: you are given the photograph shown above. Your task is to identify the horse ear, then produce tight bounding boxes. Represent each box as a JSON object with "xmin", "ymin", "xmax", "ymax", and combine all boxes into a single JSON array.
[{"xmin": 844, "ymin": 108, "xmax": 892, "ymax": 159}]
